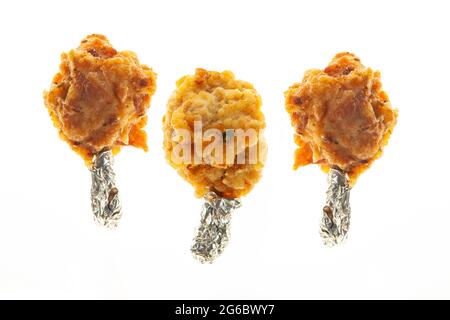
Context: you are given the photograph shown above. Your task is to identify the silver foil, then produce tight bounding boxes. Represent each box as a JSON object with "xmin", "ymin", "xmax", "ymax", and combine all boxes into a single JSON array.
[
  {"xmin": 320, "ymin": 167, "xmax": 351, "ymax": 246},
  {"xmin": 191, "ymin": 192, "xmax": 242, "ymax": 263},
  {"xmin": 90, "ymin": 150, "xmax": 122, "ymax": 229}
]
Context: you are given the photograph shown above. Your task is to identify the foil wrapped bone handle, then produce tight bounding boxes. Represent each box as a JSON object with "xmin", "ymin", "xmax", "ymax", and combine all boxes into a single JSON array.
[
  {"xmin": 90, "ymin": 150, "xmax": 122, "ymax": 229},
  {"xmin": 320, "ymin": 167, "xmax": 351, "ymax": 246},
  {"xmin": 191, "ymin": 192, "xmax": 242, "ymax": 263}
]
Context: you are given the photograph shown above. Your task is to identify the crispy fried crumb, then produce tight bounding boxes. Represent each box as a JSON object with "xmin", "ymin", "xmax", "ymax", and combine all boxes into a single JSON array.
[
  {"xmin": 163, "ymin": 69, "xmax": 266, "ymax": 198},
  {"xmin": 285, "ymin": 53, "xmax": 397, "ymax": 185},
  {"xmin": 44, "ymin": 34, "xmax": 157, "ymax": 165}
]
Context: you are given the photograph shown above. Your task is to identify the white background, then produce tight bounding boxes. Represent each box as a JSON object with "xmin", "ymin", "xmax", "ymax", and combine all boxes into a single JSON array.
[{"xmin": 0, "ymin": 0, "xmax": 449, "ymax": 299}]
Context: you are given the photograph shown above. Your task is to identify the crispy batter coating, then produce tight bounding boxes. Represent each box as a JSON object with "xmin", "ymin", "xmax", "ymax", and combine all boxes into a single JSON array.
[
  {"xmin": 44, "ymin": 34, "xmax": 157, "ymax": 165},
  {"xmin": 285, "ymin": 53, "xmax": 397, "ymax": 185},
  {"xmin": 163, "ymin": 69, "xmax": 266, "ymax": 198}
]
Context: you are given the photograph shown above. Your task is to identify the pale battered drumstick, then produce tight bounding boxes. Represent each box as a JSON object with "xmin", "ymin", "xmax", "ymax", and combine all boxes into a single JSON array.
[
  {"xmin": 285, "ymin": 53, "xmax": 397, "ymax": 245},
  {"xmin": 44, "ymin": 34, "xmax": 157, "ymax": 228},
  {"xmin": 163, "ymin": 69, "xmax": 266, "ymax": 262}
]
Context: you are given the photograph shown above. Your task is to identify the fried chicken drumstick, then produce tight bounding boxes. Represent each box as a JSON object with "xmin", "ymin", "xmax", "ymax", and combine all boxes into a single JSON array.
[
  {"xmin": 285, "ymin": 53, "xmax": 397, "ymax": 245},
  {"xmin": 44, "ymin": 34, "xmax": 157, "ymax": 228},
  {"xmin": 163, "ymin": 69, "xmax": 266, "ymax": 262}
]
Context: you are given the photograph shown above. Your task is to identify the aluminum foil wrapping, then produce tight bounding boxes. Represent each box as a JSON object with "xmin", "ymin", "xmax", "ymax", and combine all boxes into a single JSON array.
[
  {"xmin": 90, "ymin": 150, "xmax": 122, "ymax": 229},
  {"xmin": 320, "ymin": 167, "xmax": 351, "ymax": 246},
  {"xmin": 191, "ymin": 192, "xmax": 242, "ymax": 263}
]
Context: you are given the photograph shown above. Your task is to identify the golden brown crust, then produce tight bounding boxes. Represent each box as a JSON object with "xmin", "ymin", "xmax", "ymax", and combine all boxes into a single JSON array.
[
  {"xmin": 163, "ymin": 69, "xmax": 266, "ymax": 198},
  {"xmin": 285, "ymin": 53, "xmax": 397, "ymax": 185},
  {"xmin": 44, "ymin": 34, "xmax": 157, "ymax": 165}
]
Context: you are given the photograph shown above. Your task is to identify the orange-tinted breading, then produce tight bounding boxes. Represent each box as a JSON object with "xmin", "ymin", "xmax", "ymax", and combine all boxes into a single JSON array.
[
  {"xmin": 44, "ymin": 34, "xmax": 157, "ymax": 165},
  {"xmin": 285, "ymin": 53, "xmax": 397, "ymax": 185}
]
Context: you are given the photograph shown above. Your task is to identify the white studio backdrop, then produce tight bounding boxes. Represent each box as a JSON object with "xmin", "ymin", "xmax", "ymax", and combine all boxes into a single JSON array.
[{"xmin": 0, "ymin": 0, "xmax": 448, "ymax": 299}]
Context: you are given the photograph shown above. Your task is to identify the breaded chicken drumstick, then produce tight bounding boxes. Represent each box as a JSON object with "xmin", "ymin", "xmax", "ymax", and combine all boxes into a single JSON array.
[
  {"xmin": 163, "ymin": 69, "xmax": 266, "ymax": 262},
  {"xmin": 285, "ymin": 53, "xmax": 397, "ymax": 245},
  {"xmin": 44, "ymin": 34, "xmax": 157, "ymax": 228}
]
